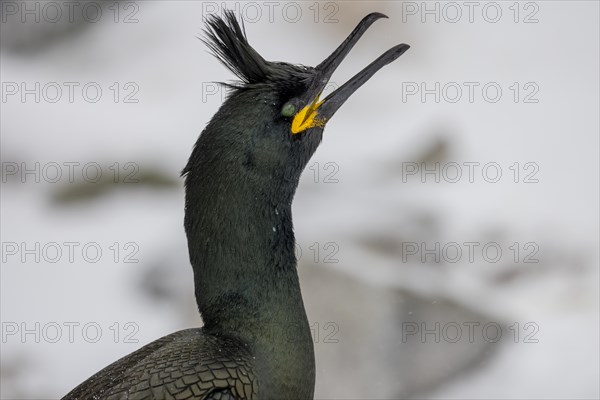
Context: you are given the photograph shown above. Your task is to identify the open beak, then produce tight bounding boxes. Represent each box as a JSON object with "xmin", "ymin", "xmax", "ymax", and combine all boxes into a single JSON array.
[{"xmin": 291, "ymin": 12, "xmax": 410, "ymax": 134}]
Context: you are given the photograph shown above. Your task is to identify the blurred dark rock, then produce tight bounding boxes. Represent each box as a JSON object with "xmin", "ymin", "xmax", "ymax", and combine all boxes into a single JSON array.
[
  {"xmin": 0, "ymin": 0, "xmax": 120, "ymax": 54},
  {"xmin": 300, "ymin": 263, "xmax": 498, "ymax": 399},
  {"xmin": 134, "ymin": 240, "xmax": 198, "ymax": 326},
  {"xmin": 0, "ymin": 355, "xmax": 31, "ymax": 398},
  {"xmin": 51, "ymin": 167, "xmax": 179, "ymax": 205}
]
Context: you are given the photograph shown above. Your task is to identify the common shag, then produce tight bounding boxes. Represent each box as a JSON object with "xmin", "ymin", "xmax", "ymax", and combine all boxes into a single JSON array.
[{"xmin": 63, "ymin": 11, "xmax": 409, "ymax": 400}]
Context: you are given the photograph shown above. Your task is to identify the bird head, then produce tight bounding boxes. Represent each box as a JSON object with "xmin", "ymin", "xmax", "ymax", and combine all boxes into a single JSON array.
[{"xmin": 189, "ymin": 11, "xmax": 409, "ymax": 190}]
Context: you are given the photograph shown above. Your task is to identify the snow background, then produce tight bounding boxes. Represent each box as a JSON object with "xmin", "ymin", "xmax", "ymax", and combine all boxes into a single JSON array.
[{"xmin": 1, "ymin": 1, "xmax": 598, "ymax": 399}]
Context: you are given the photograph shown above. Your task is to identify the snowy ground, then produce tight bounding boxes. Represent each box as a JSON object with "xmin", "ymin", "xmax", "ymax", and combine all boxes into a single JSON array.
[{"xmin": 1, "ymin": 1, "xmax": 598, "ymax": 399}]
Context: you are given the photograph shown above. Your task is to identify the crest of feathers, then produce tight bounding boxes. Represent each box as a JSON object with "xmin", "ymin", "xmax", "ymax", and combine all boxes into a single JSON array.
[{"xmin": 202, "ymin": 11, "xmax": 312, "ymax": 89}]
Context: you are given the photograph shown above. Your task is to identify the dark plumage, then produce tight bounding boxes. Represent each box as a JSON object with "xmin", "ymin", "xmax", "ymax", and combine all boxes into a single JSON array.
[{"xmin": 62, "ymin": 11, "xmax": 408, "ymax": 400}]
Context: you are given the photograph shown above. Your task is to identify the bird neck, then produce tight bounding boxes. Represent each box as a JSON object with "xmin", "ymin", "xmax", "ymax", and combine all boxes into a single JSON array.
[
  {"xmin": 184, "ymin": 173, "xmax": 315, "ymax": 393},
  {"xmin": 184, "ymin": 169, "xmax": 310, "ymax": 340}
]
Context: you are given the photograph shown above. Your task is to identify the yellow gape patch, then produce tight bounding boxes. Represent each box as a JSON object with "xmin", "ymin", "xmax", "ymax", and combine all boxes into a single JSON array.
[{"xmin": 291, "ymin": 97, "xmax": 326, "ymax": 134}]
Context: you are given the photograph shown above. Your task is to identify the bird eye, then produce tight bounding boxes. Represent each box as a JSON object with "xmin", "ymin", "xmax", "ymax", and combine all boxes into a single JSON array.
[{"xmin": 281, "ymin": 103, "xmax": 296, "ymax": 117}]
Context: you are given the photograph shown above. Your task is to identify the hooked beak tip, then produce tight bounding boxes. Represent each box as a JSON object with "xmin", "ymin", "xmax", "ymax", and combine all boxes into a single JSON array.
[{"xmin": 366, "ymin": 12, "xmax": 389, "ymax": 21}]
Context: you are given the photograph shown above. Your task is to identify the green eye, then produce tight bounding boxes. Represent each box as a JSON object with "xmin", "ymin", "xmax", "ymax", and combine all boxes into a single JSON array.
[{"xmin": 281, "ymin": 103, "xmax": 296, "ymax": 117}]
